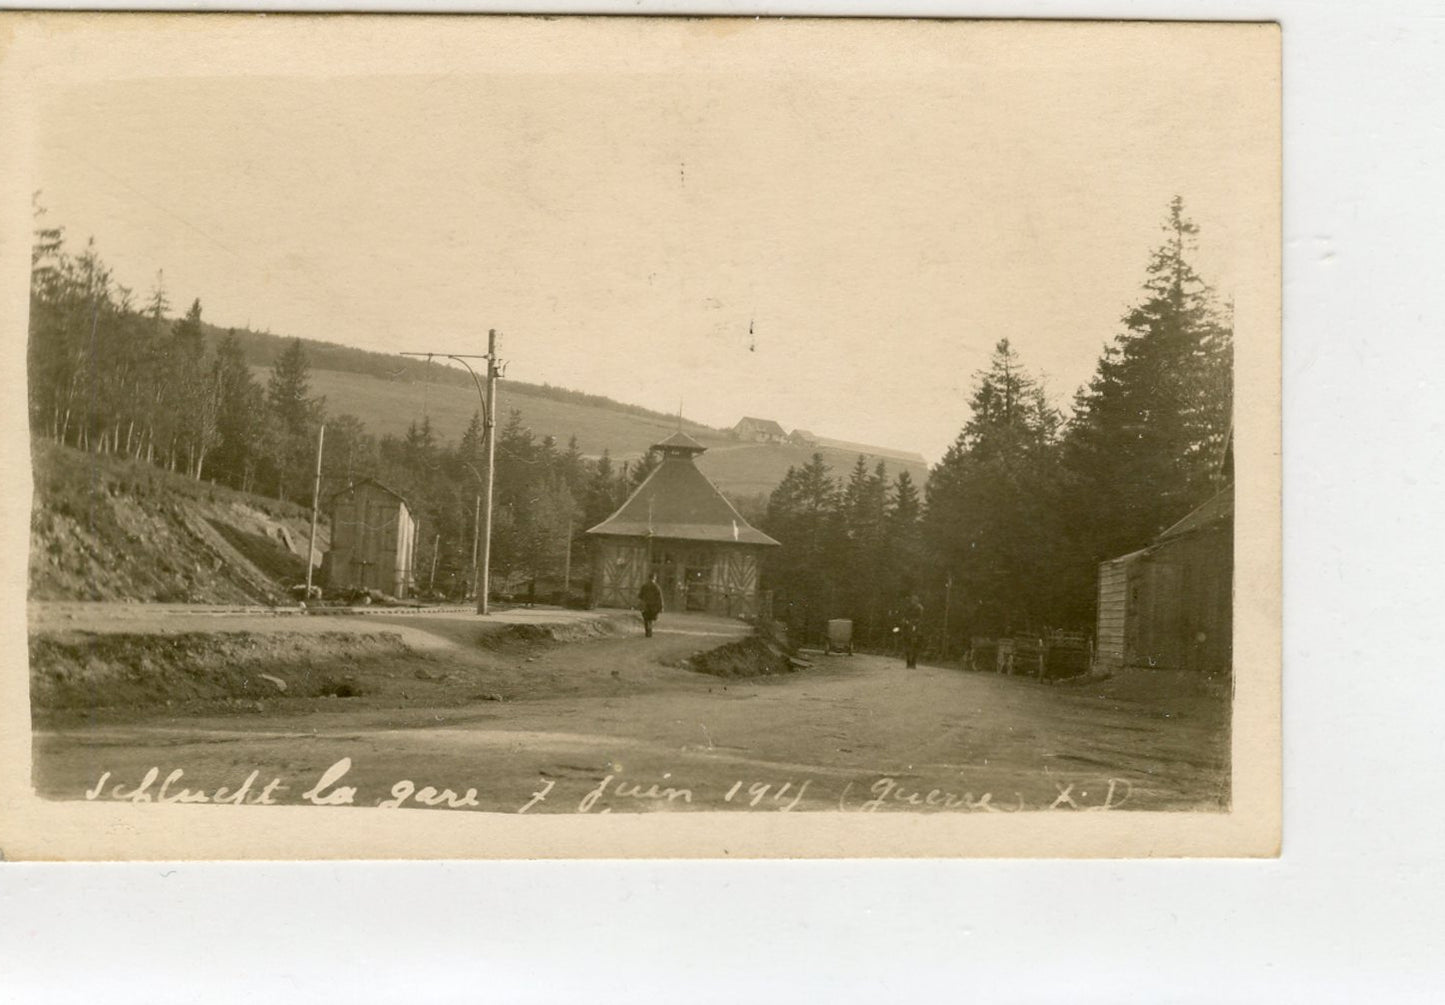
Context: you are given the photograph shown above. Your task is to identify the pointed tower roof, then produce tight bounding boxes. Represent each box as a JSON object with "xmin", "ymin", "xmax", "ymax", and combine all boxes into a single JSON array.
[
  {"xmin": 652, "ymin": 430, "xmax": 707, "ymax": 457},
  {"xmin": 587, "ymin": 440, "xmax": 779, "ymax": 547}
]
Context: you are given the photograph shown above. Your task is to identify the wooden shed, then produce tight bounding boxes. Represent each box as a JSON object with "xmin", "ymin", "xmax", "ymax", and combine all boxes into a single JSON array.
[
  {"xmin": 1094, "ymin": 488, "xmax": 1234, "ymax": 675},
  {"xmin": 587, "ymin": 431, "xmax": 779, "ymax": 618},
  {"xmin": 324, "ymin": 479, "xmax": 419, "ymax": 599}
]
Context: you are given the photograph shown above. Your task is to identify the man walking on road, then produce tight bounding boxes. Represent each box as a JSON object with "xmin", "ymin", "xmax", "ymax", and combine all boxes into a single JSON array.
[
  {"xmin": 638, "ymin": 574, "xmax": 664, "ymax": 638},
  {"xmin": 901, "ymin": 592, "xmax": 924, "ymax": 668}
]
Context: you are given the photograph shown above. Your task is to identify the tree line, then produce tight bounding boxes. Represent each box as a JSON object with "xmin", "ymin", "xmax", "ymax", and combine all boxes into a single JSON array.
[
  {"xmin": 29, "ymin": 194, "xmax": 1230, "ymax": 621},
  {"xmin": 27, "ymin": 196, "xmax": 672, "ymax": 598},
  {"xmin": 760, "ymin": 197, "xmax": 1233, "ymax": 651}
]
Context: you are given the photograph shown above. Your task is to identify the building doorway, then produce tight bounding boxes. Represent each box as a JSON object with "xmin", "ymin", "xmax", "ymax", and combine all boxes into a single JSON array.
[
  {"xmin": 684, "ymin": 549, "xmax": 711, "ymax": 611},
  {"xmin": 650, "ymin": 547, "xmax": 681, "ymax": 608}
]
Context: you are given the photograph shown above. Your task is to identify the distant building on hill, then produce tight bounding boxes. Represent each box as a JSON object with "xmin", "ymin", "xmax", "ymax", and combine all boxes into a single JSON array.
[
  {"xmin": 587, "ymin": 431, "xmax": 779, "ymax": 618},
  {"xmin": 732, "ymin": 416, "xmax": 788, "ymax": 444},
  {"xmin": 789, "ymin": 428, "xmax": 819, "ymax": 447},
  {"xmin": 323, "ymin": 479, "xmax": 418, "ymax": 599}
]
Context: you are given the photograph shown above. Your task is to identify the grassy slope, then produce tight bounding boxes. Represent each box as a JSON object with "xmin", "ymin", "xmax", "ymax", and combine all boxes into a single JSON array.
[
  {"xmin": 289, "ymin": 367, "xmax": 723, "ymax": 460},
  {"xmin": 278, "ymin": 367, "xmax": 931, "ymax": 493}
]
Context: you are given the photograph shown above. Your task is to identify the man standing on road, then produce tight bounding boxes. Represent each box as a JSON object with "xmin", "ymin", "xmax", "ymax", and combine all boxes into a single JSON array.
[
  {"xmin": 901, "ymin": 592, "xmax": 924, "ymax": 668},
  {"xmin": 638, "ymin": 574, "xmax": 664, "ymax": 638}
]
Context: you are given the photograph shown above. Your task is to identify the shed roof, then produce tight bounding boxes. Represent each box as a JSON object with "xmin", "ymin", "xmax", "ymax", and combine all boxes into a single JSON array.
[
  {"xmin": 587, "ymin": 454, "xmax": 779, "ymax": 546},
  {"xmin": 1156, "ymin": 488, "xmax": 1233, "ymax": 543},
  {"xmin": 329, "ymin": 477, "xmax": 412, "ymax": 508}
]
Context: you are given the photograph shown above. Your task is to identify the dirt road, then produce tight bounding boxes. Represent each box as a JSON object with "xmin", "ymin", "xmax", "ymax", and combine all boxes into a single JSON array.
[{"xmin": 33, "ymin": 608, "xmax": 1229, "ymax": 814}]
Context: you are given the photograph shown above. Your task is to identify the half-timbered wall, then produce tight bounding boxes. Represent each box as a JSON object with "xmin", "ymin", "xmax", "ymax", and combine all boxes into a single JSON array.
[
  {"xmin": 592, "ymin": 538, "xmax": 649, "ymax": 609},
  {"xmin": 591, "ymin": 537, "xmax": 764, "ymax": 618}
]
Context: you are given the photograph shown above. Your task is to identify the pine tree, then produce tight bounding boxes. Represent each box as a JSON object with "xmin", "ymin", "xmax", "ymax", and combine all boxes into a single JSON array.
[
  {"xmin": 583, "ymin": 450, "xmax": 618, "ymax": 531},
  {"xmin": 205, "ymin": 330, "xmax": 262, "ymax": 486},
  {"xmin": 885, "ymin": 468, "xmax": 923, "ymax": 598},
  {"xmin": 762, "ymin": 453, "xmax": 841, "ymax": 641},
  {"xmin": 561, "ymin": 435, "xmax": 585, "ymax": 488},
  {"xmin": 924, "ymin": 339, "xmax": 1063, "ymax": 634},
  {"xmin": 628, "ymin": 448, "xmax": 661, "ymax": 488},
  {"xmin": 321, "ymin": 413, "xmax": 377, "ymax": 492},
  {"xmin": 29, "ymin": 193, "xmax": 65, "ymax": 304},
  {"xmin": 266, "ymin": 338, "xmax": 321, "ymax": 437},
  {"xmin": 458, "ymin": 410, "xmax": 484, "ymax": 470},
  {"xmin": 1062, "ymin": 196, "xmax": 1233, "ymax": 565},
  {"xmin": 265, "ymin": 338, "xmax": 324, "ymax": 499},
  {"xmin": 165, "ymin": 299, "xmax": 217, "ymax": 477}
]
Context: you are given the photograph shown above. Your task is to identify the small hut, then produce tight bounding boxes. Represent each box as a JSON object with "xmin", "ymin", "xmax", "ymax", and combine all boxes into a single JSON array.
[
  {"xmin": 587, "ymin": 431, "xmax": 779, "ymax": 617},
  {"xmin": 1094, "ymin": 487, "xmax": 1234, "ymax": 675},
  {"xmin": 324, "ymin": 479, "xmax": 419, "ymax": 599}
]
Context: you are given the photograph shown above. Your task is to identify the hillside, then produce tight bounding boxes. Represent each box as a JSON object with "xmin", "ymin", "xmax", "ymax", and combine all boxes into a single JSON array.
[
  {"xmin": 220, "ymin": 324, "xmax": 929, "ymax": 493},
  {"xmin": 261, "ymin": 365, "xmax": 932, "ymax": 494},
  {"xmin": 291, "ymin": 369, "xmax": 924, "ymax": 493},
  {"xmin": 215, "ymin": 322, "xmax": 710, "ymax": 428},
  {"xmin": 277, "ymin": 366, "xmax": 722, "ymax": 462},
  {"xmin": 30, "ymin": 441, "xmax": 324, "ymax": 604}
]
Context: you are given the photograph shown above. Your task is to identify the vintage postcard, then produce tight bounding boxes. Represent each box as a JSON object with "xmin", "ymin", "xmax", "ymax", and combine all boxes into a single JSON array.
[{"xmin": 0, "ymin": 14, "xmax": 1280, "ymax": 859}]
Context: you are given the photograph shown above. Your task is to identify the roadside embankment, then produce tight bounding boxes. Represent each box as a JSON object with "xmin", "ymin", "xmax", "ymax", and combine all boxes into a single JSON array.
[
  {"xmin": 29, "ymin": 629, "xmax": 421, "ymax": 711},
  {"xmin": 28, "ymin": 608, "xmax": 757, "ymax": 719}
]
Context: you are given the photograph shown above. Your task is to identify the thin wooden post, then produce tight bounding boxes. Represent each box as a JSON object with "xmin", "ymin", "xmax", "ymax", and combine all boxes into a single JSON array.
[
  {"xmin": 305, "ymin": 424, "xmax": 325, "ymax": 601},
  {"xmin": 562, "ymin": 514, "xmax": 573, "ymax": 598},
  {"xmin": 470, "ymin": 494, "xmax": 482, "ymax": 600}
]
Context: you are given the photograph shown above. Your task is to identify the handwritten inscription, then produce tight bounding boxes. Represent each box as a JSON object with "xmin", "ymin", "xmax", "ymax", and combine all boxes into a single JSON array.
[
  {"xmin": 82, "ymin": 759, "xmax": 1133, "ymax": 813},
  {"xmin": 85, "ymin": 768, "xmax": 286, "ymax": 806}
]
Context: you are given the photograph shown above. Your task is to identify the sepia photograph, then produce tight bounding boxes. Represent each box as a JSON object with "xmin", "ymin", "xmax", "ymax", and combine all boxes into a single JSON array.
[{"xmin": 0, "ymin": 14, "xmax": 1280, "ymax": 858}]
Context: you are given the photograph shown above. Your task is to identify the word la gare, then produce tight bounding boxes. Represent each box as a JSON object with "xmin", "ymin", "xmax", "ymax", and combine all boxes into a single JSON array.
[{"xmin": 84, "ymin": 758, "xmax": 479, "ymax": 810}]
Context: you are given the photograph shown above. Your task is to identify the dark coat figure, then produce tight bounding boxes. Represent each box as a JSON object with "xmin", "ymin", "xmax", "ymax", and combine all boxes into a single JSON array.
[
  {"xmin": 901, "ymin": 594, "xmax": 924, "ymax": 668},
  {"xmin": 638, "ymin": 576, "xmax": 664, "ymax": 638}
]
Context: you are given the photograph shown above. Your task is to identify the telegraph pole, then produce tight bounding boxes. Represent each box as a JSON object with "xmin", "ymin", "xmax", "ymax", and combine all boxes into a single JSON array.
[
  {"xmin": 305, "ymin": 423, "xmax": 325, "ymax": 601},
  {"xmin": 479, "ymin": 329, "xmax": 499, "ymax": 614},
  {"xmin": 402, "ymin": 328, "xmax": 503, "ymax": 615}
]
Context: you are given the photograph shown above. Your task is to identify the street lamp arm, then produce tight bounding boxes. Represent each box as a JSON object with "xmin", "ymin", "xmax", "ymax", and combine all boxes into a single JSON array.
[
  {"xmin": 399, "ymin": 351, "xmax": 491, "ymax": 424},
  {"xmin": 446, "ymin": 355, "xmax": 491, "ymax": 427}
]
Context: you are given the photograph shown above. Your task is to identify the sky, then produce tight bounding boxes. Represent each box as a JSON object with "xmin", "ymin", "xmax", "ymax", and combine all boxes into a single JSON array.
[{"xmin": 21, "ymin": 18, "xmax": 1278, "ymax": 463}]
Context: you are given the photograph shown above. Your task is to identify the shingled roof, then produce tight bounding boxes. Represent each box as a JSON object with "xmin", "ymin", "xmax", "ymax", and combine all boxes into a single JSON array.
[
  {"xmin": 328, "ymin": 477, "xmax": 413, "ymax": 508},
  {"xmin": 587, "ymin": 437, "xmax": 779, "ymax": 546},
  {"xmin": 1156, "ymin": 487, "xmax": 1233, "ymax": 543},
  {"xmin": 652, "ymin": 429, "xmax": 707, "ymax": 455}
]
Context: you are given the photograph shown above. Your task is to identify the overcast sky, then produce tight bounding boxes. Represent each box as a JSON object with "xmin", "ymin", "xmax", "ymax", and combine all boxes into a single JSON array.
[{"xmin": 23, "ymin": 18, "xmax": 1277, "ymax": 462}]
